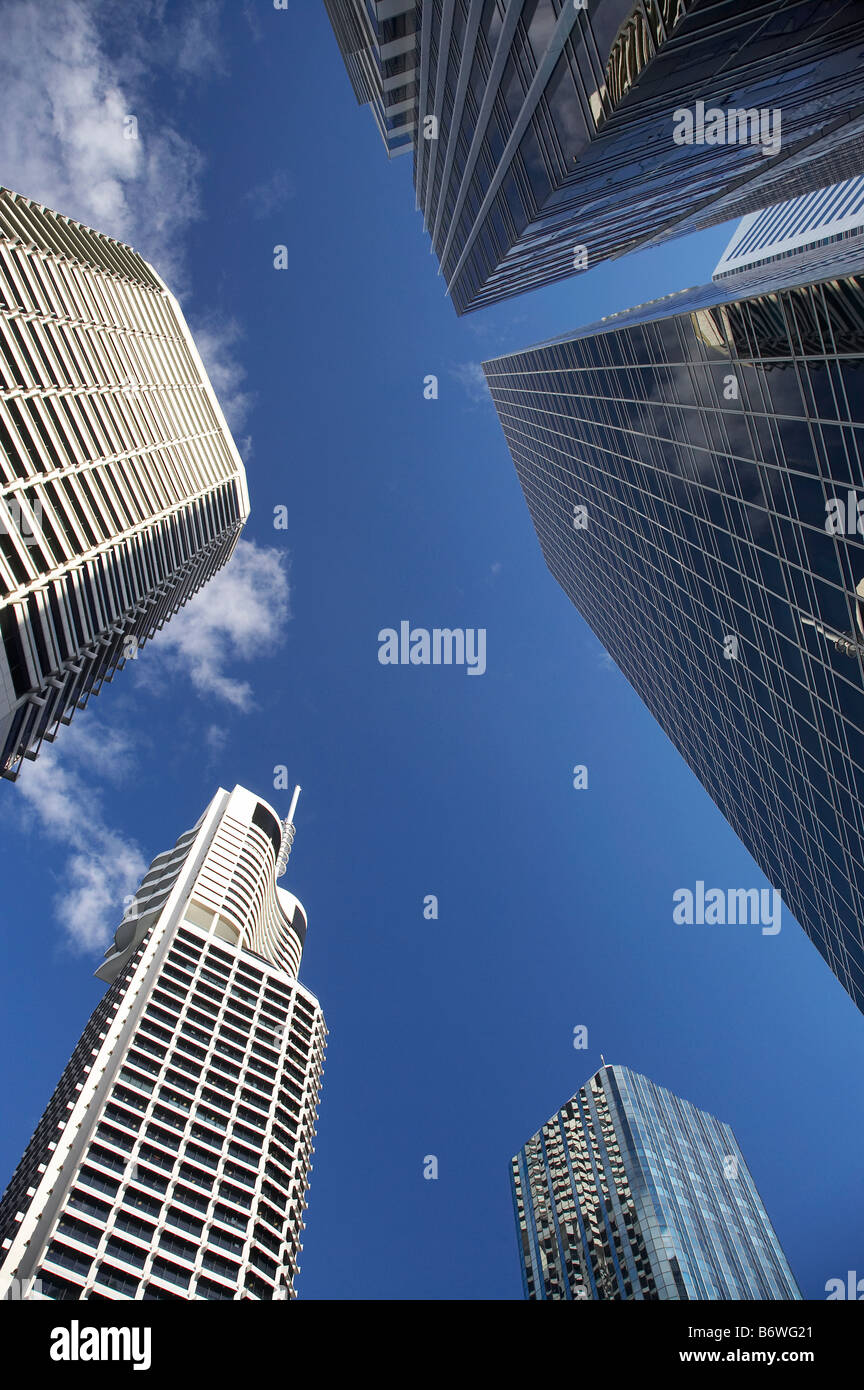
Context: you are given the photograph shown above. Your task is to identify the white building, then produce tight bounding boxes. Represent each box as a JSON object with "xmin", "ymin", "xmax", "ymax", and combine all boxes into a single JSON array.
[
  {"xmin": 0, "ymin": 784, "xmax": 326, "ymax": 1301},
  {"xmin": 712, "ymin": 176, "xmax": 864, "ymax": 281},
  {"xmin": 0, "ymin": 188, "xmax": 250, "ymax": 779}
]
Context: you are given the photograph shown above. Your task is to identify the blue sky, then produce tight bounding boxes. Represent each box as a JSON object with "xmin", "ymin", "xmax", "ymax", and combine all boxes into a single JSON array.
[{"xmin": 0, "ymin": 0, "xmax": 862, "ymax": 1301}]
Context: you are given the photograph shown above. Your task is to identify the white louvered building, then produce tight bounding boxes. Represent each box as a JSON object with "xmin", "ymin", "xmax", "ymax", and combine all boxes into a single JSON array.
[
  {"xmin": 712, "ymin": 177, "xmax": 864, "ymax": 281},
  {"xmin": 0, "ymin": 785, "xmax": 326, "ymax": 1302},
  {"xmin": 0, "ymin": 188, "xmax": 250, "ymax": 779}
]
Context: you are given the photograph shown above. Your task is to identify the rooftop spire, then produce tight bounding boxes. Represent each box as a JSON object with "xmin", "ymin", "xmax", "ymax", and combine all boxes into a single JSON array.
[{"xmin": 276, "ymin": 785, "xmax": 301, "ymax": 878}]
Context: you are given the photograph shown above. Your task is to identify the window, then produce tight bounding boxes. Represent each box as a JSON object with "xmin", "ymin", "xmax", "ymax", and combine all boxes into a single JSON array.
[
  {"xmin": 123, "ymin": 1187, "xmax": 163, "ymax": 1218},
  {"xmin": 94, "ymin": 1263, "xmax": 139, "ymax": 1296},
  {"xmin": 105, "ymin": 1236, "xmax": 147, "ymax": 1268},
  {"xmin": 208, "ymin": 1225, "xmax": 245, "ymax": 1256},
  {"xmin": 95, "ymin": 1123, "xmax": 134, "ymax": 1153},
  {"xmin": 194, "ymin": 1274, "xmax": 234, "ymax": 1300},
  {"xmin": 165, "ymin": 1207, "xmax": 204, "ymax": 1239},
  {"xmin": 55, "ymin": 1215, "xmax": 100, "ymax": 1248},
  {"xmin": 67, "ymin": 1190, "xmax": 112, "ymax": 1223},
  {"xmin": 223, "ymin": 1161, "xmax": 255, "ymax": 1189},
  {"xmin": 185, "ymin": 1142, "xmax": 218, "ymax": 1170},
  {"xmin": 212, "ymin": 1202, "xmax": 247, "ymax": 1232},
  {"xmin": 217, "ymin": 1181, "xmax": 252, "ymax": 1211},
  {"xmin": 172, "ymin": 1183, "xmax": 209, "ymax": 1215},
  {"xmin": 44, "ymin": 1241, "xmax": 93, "ymax": 1276},
  {"xmin": 159, "ymin": 1231, "xmax": 197, "ymax": 1264},
  {"xmin": 114, "ymin": 1211, "xmax": 157, "ymax": 1244},
  {"xmin": 87, "ymin": 1144, "xmax": 127, "ymax": 1173},
  {"xmin": 34, "ymin": 1272, "xmax": 82, "ymax": 1301},
  {"xmin": 201, "ymin": 1249, "xmax": 241, "ymax": 1281},
  {"xmin": 148, "ymin": 1258, "xmax": 189, "ymax": 1290}
]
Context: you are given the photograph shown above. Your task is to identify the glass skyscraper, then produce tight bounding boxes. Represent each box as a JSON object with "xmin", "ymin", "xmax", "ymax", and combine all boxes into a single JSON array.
[
  {"xmin": 484, "ymin": 240, "xmax": 864, "ymax": 1013},
  {"xmin": 0, "ymin": 784, "xmax": 325, "ymax": 1301},
  {"xmin": 0, "ymin": 188, "xmax": 250, "ymax": 780},
  {"xmin": 511, "ymin": 1064, "xmax": 800, "ymax": 1300},
  {"xmin": 324, "ymin": 0, "xmax": 864, "ymax": 313}
]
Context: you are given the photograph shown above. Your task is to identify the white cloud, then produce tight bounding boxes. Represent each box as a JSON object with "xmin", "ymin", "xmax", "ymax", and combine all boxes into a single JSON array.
[
  {"xmin": 174, "ymin": 0, "xmax": 228, "ymax": 80},
  {"xmin": 0, "ymin": 1, "xmax": 208, "ymax": 286},
  {"xmin": 205, "ymin": 725, "xmax": 228, "ymax": 756},
  {"xmin": 144, "ymin": 540, "xmax": 291, "ymax": 710},
  {"xmin": 10, "ymin": 722, "xmax": 147, "ymax": 953},
  {"xmin": 0, "ymin": 0, "xmax": 254, "ymax": 438},
  {"xmin": 188, "ymin": 314, "xmax": 255, "ymax": 438},
  {"xmin": 244, "ymin": 169, "xmax": 296, "ymax": 220},
  {"xmin": 451, "ymin": 361, "xmax": 492, "ymax": 406}
]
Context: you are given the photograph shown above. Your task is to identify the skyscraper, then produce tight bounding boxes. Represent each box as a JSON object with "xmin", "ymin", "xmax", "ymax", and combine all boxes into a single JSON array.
[
  {"xmin": 0, "ymin": 784, "xmax": 325, "ymax": 1302},
  {"xmin": 484, "ymin": 242, "xmax": 864, "ymax": 1012},
  {"xmin": 324, "ymin": 0, "xmax": 864, "ymax": 313},
  {"xmin": 322, "ymin": 0, "xmax": 417, "ymax": 157},
  {"xmin": 0, "ymin": 188, "xmax": 250, "ymax": 780},
  {"xmin": 712, "ymin": 176, "xmax": 864, "ymax": 284},
  {"xmin": 511, "ymin": 1064, "xmax": 800, "ymax": 1300}
]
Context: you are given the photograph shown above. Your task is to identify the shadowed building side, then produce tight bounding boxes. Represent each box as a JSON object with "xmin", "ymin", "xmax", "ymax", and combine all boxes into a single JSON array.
[{"xmin": 324, "ymin": 0, "xmax": 864, "ymax": 312}]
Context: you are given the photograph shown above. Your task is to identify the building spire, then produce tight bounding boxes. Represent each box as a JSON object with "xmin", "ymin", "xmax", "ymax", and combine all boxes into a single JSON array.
[{"xmin": 276, "ymin": 785, "xmax": 301, "ymax": 878}]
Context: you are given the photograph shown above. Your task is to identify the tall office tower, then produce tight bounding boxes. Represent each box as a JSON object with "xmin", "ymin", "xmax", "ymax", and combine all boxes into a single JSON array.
[
  {"xmin": 0, "ymin": 188, "xmax": 250, "ymax": 780},
  {"xmin": 322, "ymin": 0, "xmax": 418, "ymax": 157},
  {"xmin": 484, "ymin": 242, "xmax": 864, "ymax": 1011},
  {"xmin": 712, "ymin": 176, "xmax": 864, "ymax": 285},
  {"xmin": 0, "ymin": 785, "xmax": 326, "ymax": 1302},
  {"xmin": 323, "ymin": 1, "xmax": 864, "ymax": 313},
  {"xmin": 511, "ymin": 1064, "xmax": 800, "ymax": 1300}
]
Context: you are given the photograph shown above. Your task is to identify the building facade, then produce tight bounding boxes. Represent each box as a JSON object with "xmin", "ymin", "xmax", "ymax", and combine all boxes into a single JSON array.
[
  {"xmin": 324, "ymin": 0, "xmax": 864, "ymax": 313},
  {"xmin": 0, "ymin": 188, "xmax": 250, "ymax": 780},
  {"xmin": 511, "ymin": 1064, "xmax": 800, "ymax": 1300},
  {"xmin": 322, "ymin": 0, "xmax": 417, "ymax": 157},
  {"xmin": 0, "ymin": 784, "xmax": 326, "ymax": 1301},
  {"xmin": 712, "ymin": 176, "xmax": 864, "ymax": 283},
  {"xmin": 484, "ymin": 244, "xmax": 864, "ymax": 1013}
]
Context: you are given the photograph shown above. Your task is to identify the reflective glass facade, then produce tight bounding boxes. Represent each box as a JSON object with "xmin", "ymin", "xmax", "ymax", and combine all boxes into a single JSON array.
[
  {"xmin": 485, "ymin": 245, "xmax": 864, "ymax": 1013},
  {"xmin": 325, "ymin": 0, "xmax": 864, "ymax": 313},
  {"xmin": 511, "ymin": 1064, "xmax": 800, "ymax": 1300}
]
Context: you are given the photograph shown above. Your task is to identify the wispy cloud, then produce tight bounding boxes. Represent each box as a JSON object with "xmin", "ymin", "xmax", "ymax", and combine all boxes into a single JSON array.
[
  {"xmin": 143, "ymin": 540, "xmax": 291, "ymax": 710},
  {"xmin": 451, "ymin": 361, "xmax": 492, "ymax": 406},
  {"xmin": 9, "ymin": 722, "xmax": 147, "ymax": 953},
  {"xmin": 188, "ymin": 313, "xmax": 255, "ymax": 440},
  {"xmin": 173, "ymin": 0, "xmax": 228, "ymax": 80},
  {"xmin": 0, "ymin": 0, "xmax": 213, "ymax": 286},
  {"xmin": 205, "ymin": 725, "xmax": 228, "ymax": 757},
  {"xmin": 244, "ymin": 169, "xmax": 296, "ymax": 220}
]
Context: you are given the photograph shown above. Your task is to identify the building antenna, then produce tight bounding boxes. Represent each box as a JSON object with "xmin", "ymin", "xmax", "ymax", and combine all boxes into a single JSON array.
[{"xmin": 276, "ymin": 785, "xmax": 301, "ymax": 878}]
